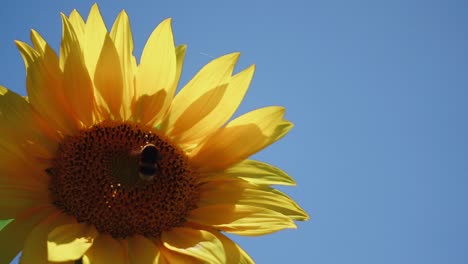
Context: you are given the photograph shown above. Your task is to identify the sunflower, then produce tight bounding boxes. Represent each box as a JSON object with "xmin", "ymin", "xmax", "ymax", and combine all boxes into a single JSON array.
[{"xmin": 0, "ymin": 4, "xmax": 308, "ymax": 263}]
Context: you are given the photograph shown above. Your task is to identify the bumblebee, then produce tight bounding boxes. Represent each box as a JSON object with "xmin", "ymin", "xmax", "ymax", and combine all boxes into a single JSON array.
[{"xmin": 137, "ymin": 144, "xmax": 162, "ymax": 181}]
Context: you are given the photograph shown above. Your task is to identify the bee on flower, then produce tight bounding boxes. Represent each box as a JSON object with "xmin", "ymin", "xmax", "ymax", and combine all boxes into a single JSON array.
[{"xmin": 0, "ymin": 3, "xmax": 308, "ymax": 263}]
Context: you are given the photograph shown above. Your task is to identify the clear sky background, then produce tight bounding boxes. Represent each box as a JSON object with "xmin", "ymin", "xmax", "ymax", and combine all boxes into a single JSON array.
[{"xmin": 1, "ymin": 0, "xmax": 467, "ymax": 263}]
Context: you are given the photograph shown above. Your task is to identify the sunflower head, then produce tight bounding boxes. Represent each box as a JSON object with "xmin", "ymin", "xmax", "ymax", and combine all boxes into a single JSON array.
[{"xmin": 0, "ymin": 3, "xmax": 308, "ymax": 263}]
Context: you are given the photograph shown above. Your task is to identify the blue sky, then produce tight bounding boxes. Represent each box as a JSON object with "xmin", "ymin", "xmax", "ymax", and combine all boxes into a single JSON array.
[{"xmin": 1, "ymin": 0, "xmax": 467, "ymax": 263}]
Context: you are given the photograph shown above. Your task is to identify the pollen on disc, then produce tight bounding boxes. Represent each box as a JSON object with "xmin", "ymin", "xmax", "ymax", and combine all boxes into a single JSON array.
[{"xmin": 48, "ymin": 122, "xmax": 200, "ymax": 238}]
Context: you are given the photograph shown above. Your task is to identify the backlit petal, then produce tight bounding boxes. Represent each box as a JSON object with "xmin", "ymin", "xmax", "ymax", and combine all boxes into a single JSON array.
[
  {"xmin": 60, "ymin": 14, "xmax": 96, "ymax": 127},
  {"xmin": 21, "ymin": 211, "xmax": 73, "ymax": 263},
  {"xmin": 47, "ymin": 223, "xmax": 97, "ymax": 262},
  {"xmin": 128, "ymin": 235, "xmax": 161, "ymax": 264},
  {"xmin": 214, "ymin": 159, "xmax": 296, "ymax": 186},
  {"xmin": 0, "ymin": 150, "xmax": 48, "ymax": 201},
  {"xmin": 30, "ymin": 30, "xmax": 48, "ymax": 56},
  {"xmin": 134, "ymin": 18, "xmax": 176, "ymax": 125},
  {"xmin": 198, "ymin": 178, "xmax": 309, "ymax": 221},
  {"xmin": 188, "ymin": 204, "xmax": 296, "ymax": 236},
  {"xmin": 159, "ymin": 243, "xmax": 202, "ymax": 264},
  {"xmin": 0, "ymin": 205, "xmax": 56, "ymax": 264},
  {"xmin": 163, "ymin": 53, "xmax": 244, "ymax": 144},
  {"xmin": 191, "ymin": 106, "xmax": 293, "ymax": 171},
  {"xmin": 94, "ymin": 34, "xmax": 124, "ymax": 119},
  {"xmin": 162, "ymin": 227, "xmax": 223, "ymax": 263},
  {"xmin": 0, "ymin": 85, "xmax": 55, "ymax": 158},
  {"xmin": 83, "ymin": 3, "xmax": 107, "ymax": 78},
  {"xmin": 68, "ymin": 9, "xmax": 85, "ymax": 43},
  {"xmin": 162, "ymin": 227, "xmax": 253, "ymax": 263},
  {"xmin": 0, "ymin": 185, "xmax": 49, "ymax": 219},
  {"xmin": 171, "ymin": 44, "xmax": 187, "ymax": 94},
  {"xmin": 209, "ymin": 229, "xmax": 254, "ymax": 264},
  {"xmin": 82, "ymin": 234, "xmax": 127, "ymax": 264},
  {"xmin": 15, "ymin": 41, "xmax": 77, "ymax": 135},
  {"xmin": 110, "ymin": 10, "xmax": 136, "ymax": 120}
]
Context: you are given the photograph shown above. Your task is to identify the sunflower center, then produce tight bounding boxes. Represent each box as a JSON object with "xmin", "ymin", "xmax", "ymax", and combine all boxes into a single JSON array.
[{"xmin": 48, "ymin": 122, "xmax": 200, "ymax": 238}]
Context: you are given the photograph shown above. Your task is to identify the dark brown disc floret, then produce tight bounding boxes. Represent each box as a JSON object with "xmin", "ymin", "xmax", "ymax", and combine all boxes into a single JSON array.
[{"xmin": 48, "ymin": 122, "xmax": 200, "ymax": 239}]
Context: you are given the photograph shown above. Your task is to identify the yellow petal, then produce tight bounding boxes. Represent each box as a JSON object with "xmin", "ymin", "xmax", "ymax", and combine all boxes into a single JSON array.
[
  {"xmin": 15, "ymin": 41, "xmax": 77, "ymax": 135},
  {"xmin": 68, "ymin": 9, "xmax": 85, "ymax": 44},
  {"xmin": 191, "ymin": 106, "xmax": 293, "ymax": 171},
  {"xmin": 134, "ymin": 18, "xmax": 176, "ymax": 125},
  {"xmin": 110, "ymin": 10, "xmax": 137, "ymax": 120},
  {"xmin": 60, "ymin": 14, "xmax": 96, "ymax": 127},
  {"xmin": 21, "ymin": 211, "xmax": 73, "ymax": 263},
  {"xmin": 159, "ymin": 243, "xmax": 202, "ymax": 264},
  {"xmin": 127, "ymin": 235, "xmax": 161, "ymax": 264},
  {"xmin": 94, "ymin": 34, "xmax": 124, "ymax": 119},
  {"xmin": 30, "ymin": 30, "xmax": 48, "ymax": 56},
  {"xmin": 0, "ymin": 185, "xmax": 49, "ymax": 219},
  {"xmin": 203, "ymin": 159, "xmax": 296, "ymax": 186},
  {"xmin": 162, "ymin": 227, "xmax": 223, "ymax": 263},
  {"xmin": 171, "ymin": 44, "xmax": 187, "ymax": 94},
  {"xmin": 155, "ymin": 44, "xmax": 185, "ymax": 128},
  {"xmin": 82, "ymin": 234, "xmax": 127, "ymax": 264},
  {"xmin": 162, "ymin": 227, "xmax": 253, "ymax": 264},
  {"xmin": 199, "ymin": 178, "xmax": 309, "ymax": 221},
  {"xmin": 0, "ymin": 88, "xmax": 54, "ymax": 175},
  {"xmin": 163, "ymin": 53, "xmax": 244, "ymax": 144},
  {"xmin": 209, "ymin": 229, "xmax": 254, "ymax": 264},
  {"xmin": 0, "ymin": 87, "xmax": 56, "ymax": 188},
  {"xmin": 0, "ymin": 150, "xmax": 48, "ymax": 198},
  {"xmin": 0, "ymin": 163, "xmax": 47, "ymax": 193},
  {"xmin": 176, "ymin": 63, "xmax": 254, "ymax": 146},
  {"xmin": 0, "ymin": 205, "xmax": 56, "ymax": 264},
  {"xmin": 47, "ymin": 223, "xmax": 97, "ymax": 262},
  {"xmin": 0, "ymin": 87, "xmax": 58, "ymax": 166},
  {"xmin": 83, "ymin": 3, "xmax": 107, "ymax": 78},
  {"xmin": 188, "ymin": 204, "xmax": 296, "ymax": 236}
]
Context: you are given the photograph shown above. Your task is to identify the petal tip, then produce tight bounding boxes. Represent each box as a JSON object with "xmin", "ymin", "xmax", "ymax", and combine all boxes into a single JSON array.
[
  {"xmin": 0, "ymin": 85, "xmax": 7, "ymax": 95},
  {"xmin": 13, "ymin": 39, "xmax": 23, "ymax": 47},
  {"xmin": 30, "ymin": 28, "xmax": 38, "ymax": 36},
  {"xmin": 88, "ymin": 3, "xmax": 105, "ymax": 22},
  {"xmin": 177, "ymin": 44, "xmax": 187, "ymax": 51},
  {"xmin": 231, "ymin": 51, "xmax": 241, "ymax": 60},
  {"xmin": 285, "ymin": 120, "xmax": 294, "ymax": 128},
  {"xmin": 157, "ymin": 18, "xmax": 173, "ymax": 31},
  {"xmin": 241, "ymin": 64, "xmax": 256, "ymax": 77},
  {"xmin": 217, "ymin": 52, "xmax": 241, "ymax": 67},
  {"xmin": 218, "ymin": 51, "xmax": 241, "ymax": 62},
  {"xmin": 117, "ymin": 9, "xmax": 129, "ymax": 19},
  {"xmin": 69, "ymin": 9, "xmax": 79, "ymax": 17},
  {"xmin": 59, "ymin": 12, "xmax": 68, "ymax": 20},
  {"xmin": 90, "ymin": 3, "xmax": 100, "ymax": 10},
  {"xmin": 162, "ymin": 17, "xmax": 173, "ymax": 24}
]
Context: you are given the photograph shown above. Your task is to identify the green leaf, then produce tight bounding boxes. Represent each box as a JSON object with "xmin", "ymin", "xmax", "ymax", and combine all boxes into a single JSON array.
[{"xmin": 0, "ymin": 219, "xmax": 13, "ymax": 231}]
